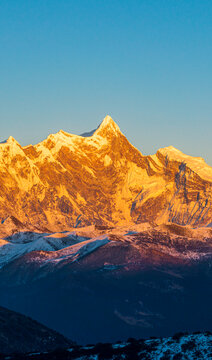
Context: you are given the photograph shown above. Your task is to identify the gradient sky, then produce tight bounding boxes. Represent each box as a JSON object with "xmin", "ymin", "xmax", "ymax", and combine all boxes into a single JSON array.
[{"xmin": 0, "ymin": 0, "xmax": 212, "ymax": 164}]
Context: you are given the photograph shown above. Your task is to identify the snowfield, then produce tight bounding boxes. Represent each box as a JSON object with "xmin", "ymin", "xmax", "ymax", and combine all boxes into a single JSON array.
[
  {"xmin": 0, "ymin": 224, "xmax": 211, "ymax": 270},
  {"xmin": 0, "ymin": 231, "xmax": 109, "ymax": 269}
]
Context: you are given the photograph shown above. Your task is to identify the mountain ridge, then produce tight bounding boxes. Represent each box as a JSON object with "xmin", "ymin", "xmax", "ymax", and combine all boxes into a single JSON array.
[
  {"xmin": 2, "ymin": 116, "xmax": 211, "ymax": 173},
  {"xmin": 0, "ymin": 115, "xmax": 211, "ymax": 232}
]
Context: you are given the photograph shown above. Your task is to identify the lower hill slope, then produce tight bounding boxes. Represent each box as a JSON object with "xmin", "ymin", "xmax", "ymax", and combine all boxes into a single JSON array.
[
  {"xmin": 0, "ymin": 306, "xmax": 71, "ymax": 354},
  {"xmin": 0, "ymin": 225, "xmax": 211, "ymax": 344}
]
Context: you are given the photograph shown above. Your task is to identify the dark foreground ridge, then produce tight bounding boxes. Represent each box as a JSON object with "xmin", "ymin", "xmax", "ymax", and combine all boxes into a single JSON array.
[
  {"xmin": 1, "ymin": 332, "xmax": 211, "ymax": 360},
  {"xmin": 0, "ymin": 306, "xmax": 71, "ymax": 354}
]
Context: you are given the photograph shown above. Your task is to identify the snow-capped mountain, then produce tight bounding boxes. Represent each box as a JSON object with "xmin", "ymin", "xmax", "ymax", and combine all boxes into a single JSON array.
[
  {"xmin": 0, "ymin": 116, "xmax": 212, "ymax": 346},
  {"xmin": 0, "ymin": 115, "xmax": 211, "ymax": 232}
]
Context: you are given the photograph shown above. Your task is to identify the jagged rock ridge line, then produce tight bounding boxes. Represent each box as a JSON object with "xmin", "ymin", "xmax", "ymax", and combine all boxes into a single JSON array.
[{"xmin": 0, "ymin": 115, "xmax": 211, "ymax": 231}]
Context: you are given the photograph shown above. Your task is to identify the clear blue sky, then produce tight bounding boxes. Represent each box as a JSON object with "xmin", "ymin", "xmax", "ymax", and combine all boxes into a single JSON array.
[{"xmin": 0, "ymin": 0, "xmax": 212, "ymax": 164}]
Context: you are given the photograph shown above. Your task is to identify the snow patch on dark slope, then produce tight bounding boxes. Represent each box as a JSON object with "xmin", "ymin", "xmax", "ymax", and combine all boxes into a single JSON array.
[
  {"xmin": 1, "ymin": 332, "xmax": 212, "ymax": 359},
  {"xmin": 0, "ymin": 231, "xmax": 109, "ymax": 269}
]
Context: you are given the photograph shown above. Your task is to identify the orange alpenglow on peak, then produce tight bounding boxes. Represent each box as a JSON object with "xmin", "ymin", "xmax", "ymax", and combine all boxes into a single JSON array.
[
  {"xmin": 80, "ymin": 115, "xmax": 122, "ymax": 138},
  {"xmin": 93, "ymin": 115, "xmax": 121, "ymax": 137},
  {"xmin": 98, "ymin": 115, "xmax": 120, "ymax": 131},
  {"xmin": 46, "ymin": 116, "xmax": 121, "ymax": 140},
  {"xmin": 0, "ymin": 114, "xmax": 211, "ymax": 232},
  {"xmin": 0, "ymin": 136, "xmax": 20, "ymax": 145}
]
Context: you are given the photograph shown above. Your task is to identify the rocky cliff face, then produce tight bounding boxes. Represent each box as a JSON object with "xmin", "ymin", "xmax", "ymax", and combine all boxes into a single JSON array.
[{"xmin": 0, "ymin": 115, "xmax": 211, "ymax": 232}]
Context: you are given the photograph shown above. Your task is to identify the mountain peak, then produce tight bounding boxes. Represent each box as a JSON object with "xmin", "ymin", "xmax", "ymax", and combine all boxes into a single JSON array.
[
  {"xmin": 157, "ymin": 145, "xmax": 212, "ymax": 182},
  {"xmin": 158, "ymin": 145, "xmax": 205, "ymax": 162},
  {"xmin": 46, "ymin": 129, "xmax": 73, "ymax": 143},
  {"xmin": 80, "ymin": 116, "xmax": 121, "ymax": 138},
  {"xmin": 0, "ymin": 136, "xmax": 20, "ymax": 146},
  {"xmin": 98, "ymin": 115, "xmax": 120, "ymax": 130},
  {"xmin": 94, "ymin": 115, "xmax": 121, "ymax": 137}
]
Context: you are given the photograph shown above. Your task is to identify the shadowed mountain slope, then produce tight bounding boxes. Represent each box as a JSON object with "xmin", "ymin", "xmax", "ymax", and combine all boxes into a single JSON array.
[
  {"xmin": 0, "ymin": 225, "xmax": 211, "ymax": 344},
  {"xmin": 0, "ymin": 306, "xmax": 71, "ymax": 354}
]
